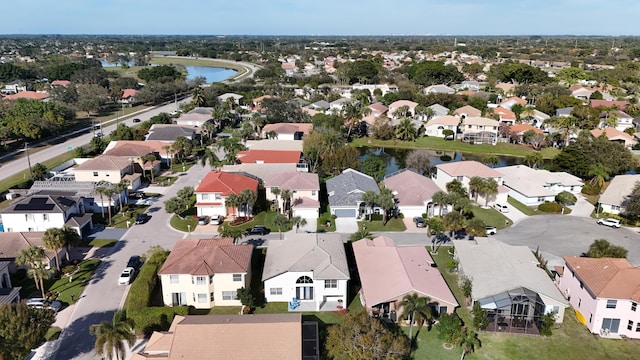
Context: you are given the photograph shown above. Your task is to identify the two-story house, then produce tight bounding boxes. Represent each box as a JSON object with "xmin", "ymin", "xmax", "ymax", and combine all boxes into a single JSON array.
[
  {"xmin": 158, "ymin": 238, "xmax": 253, "ymax": 309},
  {"xmin": 73, "ymin": 155, "xmax": 141, "ymax": 189},
  {"xmin": 195, "ymin": 171, "xmax": 259, "ymax": 218},
  {"xmin": 434, "ymin": 161, "xmax": 508, "ymax": 205},
  {"xmin": 460, "ymin": 117, "xmax": 499, "ymax": 144},
  {"xmin": 264, "ymin": 172, "xmax": 320, "ymax": 221},
  {"xmin": 556, "ymin": 256, "xmax": 640, "ymax": 338},
  {"xmin": 260, "ymin": 123, "xmax": 313, "ymax": 141},
  {"xmin": 262, "ymin": 233, "xmax": 350, "ymax": 312}
]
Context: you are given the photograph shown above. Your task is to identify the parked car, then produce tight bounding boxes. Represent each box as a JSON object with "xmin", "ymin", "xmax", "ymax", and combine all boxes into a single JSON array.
[
  {"xmin": 118, "ymin": 267, "xmax": 136, "ymax": 285},
  {"xmin": 94, "ymin": 132, "xmax": 103, "ymax": 138},
  {"xmin": 245, "ymin": 226, "xmax": 270, "ymax": 236},
  {"xmin": 485, "ymin": 226, "xmax": 497, "ymax": 235},
  {"xmin": 210, "ymin": 215, "xmax": 224, "ymax": 225},
  {"xmin": 127, "ymin": 255, "xmax": 142, "ymax": 269},
  {"xmin": 135, "ymin": 213, "xmax": 151, "ymax": 224},
  {"xmin": 493, "ymin": 203, "xmax": 509, "ymax": 213},
  {"xmin": 198, "ymin": 216, "xmax": 210, "ymax": 225},
  {"xmin": 26, "ymin": 298, "xmax": 63, "ymax": 312},
  {"xmin": 597, "ymin": 218, "xmax": 621, "ymax": 228},
  {"xmin": 132, "ymin": 118, "xmax": 141, "ymax": 123},
  {"xmin": 413, "ymin": 216, "xmax": 425, "ymax": 228}
]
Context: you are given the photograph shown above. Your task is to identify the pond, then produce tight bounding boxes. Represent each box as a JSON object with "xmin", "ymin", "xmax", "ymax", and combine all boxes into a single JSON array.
[{"xmin": 100, "ymin": 61, "xmax": 237, "ymax": 83}]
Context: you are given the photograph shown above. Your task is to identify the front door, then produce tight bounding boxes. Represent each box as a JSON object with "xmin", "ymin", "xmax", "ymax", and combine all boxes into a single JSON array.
[{"xmin": 296, "ymin": 286, "xmax": 314, "ymax": 300}]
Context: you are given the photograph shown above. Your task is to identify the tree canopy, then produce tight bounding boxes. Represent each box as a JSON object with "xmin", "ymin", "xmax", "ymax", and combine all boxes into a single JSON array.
[
  {"xmin": 587, "ymin": 239, "xmax": 628, "ymax": 258},
  {"xmin": 0, "ymin": 302, "xmax": 56, "ymax": 360},
  {"xmin": 489, "ymin": 62, "xmax": 550, "ymax": 84},
  {"xmin": 137, "ymin": 64, "xmax": 183, "ymax": 83},
  {"xmin": 406, "ymin": 61, "xmax": 464, "ymax": 86},
  {"xmin": 361, "ymin": 155, "xmax": 387, "ymax": 182}
]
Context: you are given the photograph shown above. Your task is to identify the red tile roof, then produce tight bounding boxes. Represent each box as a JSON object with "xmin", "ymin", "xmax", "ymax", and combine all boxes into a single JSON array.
[
  {"xmin": 195, "ymin": 171, "xmax": 258, "ymax": 195},
  {"xmin": 590, "ymin": 100, "xmax": 629, "ymax": 110},
  {"xmin": 122, "ymin": 88, "xmax": 138, "ymax": 99},
  {"xmin": 563, "ymin": 256, "xmax": 640, "ymax": 302},
  {"xmin": 4, "ymin": 91, "xmax": 49, "ymax": 100},
  {"xmin": 236, "ymin": 150, "xmax": 301, "ymax": 164},
  {"xmin": 509, "ymin": 123, "xmax": 543, "ymax": 135},
  {"xmin": 51, "ymin": 80, "xmax": 70, "ymax": 86},
  {"xmin": 158, "ymin": 238, "xmax": 253, "ymax": 276}
]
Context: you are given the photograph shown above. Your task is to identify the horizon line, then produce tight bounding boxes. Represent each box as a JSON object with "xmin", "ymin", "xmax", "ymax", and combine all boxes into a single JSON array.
[{"xmin": 0, "ymin": 33, "xmax": 637, "ymax": 38}]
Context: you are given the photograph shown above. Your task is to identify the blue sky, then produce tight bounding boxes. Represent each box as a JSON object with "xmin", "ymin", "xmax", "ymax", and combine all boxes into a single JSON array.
[{"xmin": 2, "ymin": 0, "xmax": 638, "ymax": 36}]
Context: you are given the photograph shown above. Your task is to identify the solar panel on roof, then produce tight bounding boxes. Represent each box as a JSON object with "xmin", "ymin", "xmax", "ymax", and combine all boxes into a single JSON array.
[
  {"xmin": 14, "ymin": 197, "xmax": 55, "ymax": 211},
  {"xmin": 56, "ymin": 197, "xmax": 75, "ymax": 207}
]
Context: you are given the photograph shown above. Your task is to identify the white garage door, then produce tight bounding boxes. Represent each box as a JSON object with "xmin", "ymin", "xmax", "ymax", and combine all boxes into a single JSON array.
[
  {"xmin": 334, "ymin": 209, "xmax": 356, "ymax": 218},
  {"xmin": 293, "ymin": 208, "xmax": 319, "ymax": 219}
]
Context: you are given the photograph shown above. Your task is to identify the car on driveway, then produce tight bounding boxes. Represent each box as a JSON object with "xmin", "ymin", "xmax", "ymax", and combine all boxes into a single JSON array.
[
  {"xmin": 486, "ymin": 226, "xmax": 497, "ymax": 235},
  {"xmin": 493, "ymin": 203, "xmax": 509, "ymax": 213},
  {"xmin": 413, "ymin": 216, "xmax": 425, "ymax": 228},
  {"xmin": 210, "ymin": 215, "xmax": 223, "ymax": 225},
  {"xmin": 597, "ymin": 218, "xmax": 621, "ymax": 228},
  {"xmin": 245, "ymin": 226, "xmax": 270, "ymax": 236},
  {"xmin": 118, "ymin": 267, "xmax": 136, "ymax": 285},
  {"xmin": 26, "ymin": 298, "xmax": 63, "ymax": 312},
  {"xmin": 135, "ymin": 213, "xmax": 151, "ymax": 224},
  {"xmin": 198, "ymin": 216, "xmax": 210, "ymax": 225}
]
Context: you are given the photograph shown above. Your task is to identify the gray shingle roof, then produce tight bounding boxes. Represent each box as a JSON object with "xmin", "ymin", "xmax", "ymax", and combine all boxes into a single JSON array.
[{"xmin": 326, "ymin": 169, "xmax": 379, "ymax": 207}]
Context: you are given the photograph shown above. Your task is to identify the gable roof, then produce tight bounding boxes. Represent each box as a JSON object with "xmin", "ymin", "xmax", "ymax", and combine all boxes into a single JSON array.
[
  {"xmin": 509, "ymin": 123, "xmax": 543, "ymax": 135},
  {"xmin": 353, "ymin": 236, "xmax": 458, "ymax": 307},
  {"xmin": 563, "ymin": 256, "xmax": 640, "ymax": 302},
  {"xmin": 146, "ymin": 124, "xmax": 196, "ymax": 141},
  {"xmin": 453, "ymin": 105, "xmax": 482, "ymax": 117},
  {"xmin": 492, "ymin": 107, "xmax": 516, "ymax": 120},
  {"xmin": 383, "ymin": 169, "xmax": 442, "ymax": 206},
  {"xmin": 462, "ymin": 116, "xmax": 499, "ymax": 127},
  {"xmin": 1, "ymin": 193, "xmax": 78, "ymax": 214},
  {"xmin": 590, "ymin": 128, "xmax": 636, "ymax": 143},
  {"xmin": 103, "ymin": 140, "xmax": 168, "ymax": 157},
  {"xmin": 599, "ymin": 174, "xmax": 640, "ymax": 207},
  {"xmin": 0, "ymin": 232, "xmax": 57, "ymax": 260},
  {"xmin": 326, "ymin": 168, "xmax": 379, "ymax": 207},
  {"xmin": 74, "ymin": 155, "xmax": 132, "ymax": 172},
  {"xmin": 264, "ymin": 172, "xmax": 319, "ymax": 191},
  {"xmin": 590, "ymin": 99, "xmax": 629, "ymax": 110},
  {"xmin": 4, "ymin": 91, "xmax": 49, "ymax": 100},
  {"xmin": 500, "ymin": 96, "xmax": 527, "ymax": 107},
  {"xmin": 236, "ymin": 150, "xmax": 301, "ymax": 164},
  {"xmin": 388, "ymin": 100, "xmax": 418, "ymax": 110},
  {"xmin": 498, "ymin": 165, "xmax": 581, "ymax": 197},
  {"xmin": 51, "ymin": 80, "xmax": 70, "ymax": 86},
  {"xmin": 261, "ymin": 123, "xmax": 313, "ymax": 136},
  {"xmin": 437, "ymin": 160, "xmax": 502, "ymax": 178},
  {"xmin": 158, "ymin": 238, "xmax": 253, "ymax": 276},
  {"xmin": 428, "ymin": 104, "xmax": 450, "ymax": 117},
  {"xmin": 122, "ymin": 88, "xmax": 137, "ymax": 99},
  {"xmin": 195, "ymin": 171, "xmax": 258, "ymax": 195},
  {"xmin": 426, "ymin": 115, "xmax": 459, "ymax": 127},
  {"xmin": 454, "ymin": 238, "xmax": 567, "ymax": 304},
  {"xmin": 368, "ymin": 102, "xmax": 388, "ymax": 114},
  {"xmin": 262, "ymin": 233, "xmax": 349, "ymax": 281}
]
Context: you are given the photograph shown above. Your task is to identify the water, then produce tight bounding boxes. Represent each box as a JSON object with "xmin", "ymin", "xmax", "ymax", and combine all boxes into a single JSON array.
[{"xmin": 100, "ymin": 61, "xmax": 237, "ymax": 83}]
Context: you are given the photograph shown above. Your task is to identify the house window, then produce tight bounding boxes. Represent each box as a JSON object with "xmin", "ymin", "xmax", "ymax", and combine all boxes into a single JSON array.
[
  {"xmin": 198, "ymin": 293, "xmax": 207, "ymax": 303},
  {"xmin": 439, "ymin": 306, "xmax": 448, "ymax": 315},
  {"xmin": 43, "ymin": 214, "xmax": 48, "ymax": 221},
  {"xmin": 270, "ymin": 288, "xmax": 283, "ymax": 295},
  {"xmin": 171, "ymin": 292, "xmax": 186, "ymax": 306},
  {"xmin": 636, "ymin": 323, "xmax": 640, "ymax": 332},
  {"xmin": 93, "ymin": 172, "xmax": 98, "ymax": 176},
  {"xmin": 456, "ymin": 176, "xmax": 463, "ymax": 181},
  {"xmin": 170, "ymin": 275, "xmax": 179, "ymax": 284},
  {"xmin": 195, "ymin": 276, "xmax": 207, "ymax": 285},
  {"xmin": 537, "ymin": 197, "xmax": 545, "ymax": 202},
  {"xmin": 311, "ymin": 190, "xmax": 317, "ymax": 196},
  {"xmin": 210, "ymin": 275, "xmax": 214, "ymax": 284},
  {"xmin": 628, "ymin": 320, "xmax": 634, "ymax": 331},
  {"xmin": 325, "ymin": 280, "xmax": 338, "ymax": 289},
  {"xmin": 202, "ymin": 194, "xmax": 210, "ymax": 200},
  {"xmin": 105, "ymin": 173, "xmax": 110, "ymax": 177},
  {"xmin": 25, "ymin": 214, "xmax": 28, "ymax": 222},
  {"xmin": 632, "ymin": 302, "xmax": 637, "ymax": 311},
  {"xmin": 210, "ymin": 292, "xmax": 215, "ymax": 301},
  {"xmin": 589, "ymin": 313, "xmax": 593, "ymax": 323},
  {"xmin": 607, "ymin": 300, "xmax": 617, "ymax": 309},
  {"xmin": 296, "ymin": 276, "xmax": 313, "ymax": 284},
  {"xmin": 233, "ymin": 274, "xmax": 242, "ymax": 282},
  {"xmin": 601, "ymin": 318, "xmax": 620, "ymax": 333},
  {"xmin": 222, "ymin": 291, "xmax": 237, "ymax": 301}
]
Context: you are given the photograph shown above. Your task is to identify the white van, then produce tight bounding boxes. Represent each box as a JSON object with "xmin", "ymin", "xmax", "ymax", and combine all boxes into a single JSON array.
[{"xmin": 493, "ymin": 203, "xmax": 509, "ymax": 213}]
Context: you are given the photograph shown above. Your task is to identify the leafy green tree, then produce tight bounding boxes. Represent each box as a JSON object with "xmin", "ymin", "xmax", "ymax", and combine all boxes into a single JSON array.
[
  {"xmin": 361, "ymin": 156, "xmax": 386, "ymax": 182},
  {"xmin": 406, "ymin": 60, "xmax": 464, "ymax": 86},
  {"xmin": 340, "ymin": 60, "xmax": 380, "ymax": 84},
  {"xmin": 361, "ymin": 191, "xmax": 379, "ymax": 222},
  {"xmin": 489, "ymin": 62, "xmax": 550, "ymax": 84},
  {"xmin": 137, "ymin": 64, "xmax": 182, "ymax": 82},
  {"xmin": 623, "ymin": 182, "xmax": 640, "ymax": 222},
  {"xmin": 90, "ymin": 319, "xmax": 136, "ymax": 360},
  {"xmin": 446, "ymin": 179, "xmax": 468, "ymax": 198},
  {"xmin": 444, "ymin": 211, "xmax": 465, "ymax": 233},
  {"xmin": 218, "ymin": 225, "xmax": 244, "ymax": 243},
  {"xmin": 399, "ymin": 293, "xmax": 433, "ymax": 345},
  {"xmin": 31, "ymin": 162, "xmax": 48, "ymax": 181},
  {"xmin": 465, "ymin": 218, "xmax": 487, "ymax": 237},
  {"xmin": 539, "ymin": 311, "xmax": 557, "ymax": 336},
  {"xmin": 472, "ymin": 302, "xmax": 490, "ymax": 330},
  {"xmin": 273, "ymin": 213, "xmax": 289, "ymax": 239},
  {"xmin": 556, "ymin": 67, "xmax": 589, "ymax": 85},
  {"xmin": 76, "ymin": 83, "xmax": 108, "ymax": 117},
  {"xmin": 0, "ymin": 302, "xmax": 56, "ymax": 360},
  {"xmin": 326, "ymin": 310, "xmax": 409, "ymax": 360},
  {"xmin": 321, "ymin": 146, "xmax": 360, "ymax": 177},
  {"xmin": 587, "ymin": 239, "xmax": 628, "ymax": 258},
  {"xmin": 200, "ymin": 148, "xmax": 219, "ymax": 168},
  {"xmin": 5, "ymin": 98, "xmax": 73, "ymax": 140},
  {"xmin": 236, "ymin": 287, "xmax": 255, "ymax": 315},
  {"xmin": 481, "ymin": 155, "xmax": 499, "ymax": 168},
  {"xmin": 458, "ymin": 328, "xmax": 481, "ymax": 360},
  {"xmin": 164, "ymin": 197, "xmax": 185, "ymax": 218},
  {"xmin": 110, "ymin": 123, "xmax": 134, "ymax": 140},
  {"xmin": 436, "ymin": 313, "xmax": 463, "ymax": 344},
  {"xmin": 377, "ymin": 188, "xmax": 396, "ymax": 225}
]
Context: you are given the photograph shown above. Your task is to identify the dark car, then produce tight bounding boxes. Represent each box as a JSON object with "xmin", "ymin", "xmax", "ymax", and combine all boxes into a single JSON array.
[
  {"xmin": 132, "ymin": 118, "xmax": 141, "ymax": 123},
  {"xmin": 135, "ymin": 213, "xmax": 151, "ymax": 224},
  {"xmin": 245, "ymin": 226, "xmax": 270, "ymax": 236},
  {"xmin": 127, "ymin": 255, "xmax": 142, "ymax": 269},
  {"xmin": 413, "ymin": 216, "xmax": 425, "ymax": 228}
]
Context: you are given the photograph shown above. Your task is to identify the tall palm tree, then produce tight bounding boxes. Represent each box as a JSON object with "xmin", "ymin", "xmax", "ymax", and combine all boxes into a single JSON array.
[
  {"xmin": 361, "ymin": 191, "xmax": 379, "ymax": 221},
  {"xmin": 376, "ymin": 188, "xmax": 396, "ymax": 225},
  {"xmin": 116, "ymin": 179, "xmax": 130, "ymax": 214},
  {"xmin": 62, "ymin": 226, "xmax": 81, "ymax": 261},
  {"xmin": 399, "ymin": 293, "xmax": 433, "ymax": 346},
  {"xmin": 142, "ymin": 154, "xmax": 157, "ymax": 182},
  {"xmin": 270, "ymin": 187, "xmax": 281, "ymax": 213},
  {"xmin": 458, "ymin": 329, "xmax": 481, "ymax": 360},
  {"xmin": 342, "ymin": 102, "xmax": 364, "ymax": 138},
  {"xmin": 588, "ymin": 163, "xmax": 609, "ymax": 189},
  {"xmin": 103, "ymin": 186, "xmax": 117, "ymax": 226},
  {"xmin": 523, "ymin": 152, "xmax": 543, "ymax": 169},
  {"xmin": 395, "ymin": 118, "xmax": 417, "ymax": 141},
  {"xmin": 42, "ymin": 228, "xmax": 65, "ymax": 271},
  {"xmin": 238, "ymin": 189, "xmax": 257, "ymax": 217},
  {"xmin": 94, "ymin": 186, "xmax": 108, "ymax": 218},
  {"xmin": 602, "ymin": 109, "xmax": 620, "ymax": 128},
  {"xmin": 273, "ymin": 213, "xmax": 289, "ymax": 240},
  {"xmin": 201, "ymin": 121, "xmax": 217, "ymax": 143},
  {"xmin": 162, "ymin": 145, "xmax": 172, "ymax": 168},
  {"xmin": 191, "ymin": 87, "xmax": 205, "ymax": 107},
  {"xmin": 200, "ymin": 148, "xmax": 219, "ymax": 169},
  {"xmin": 16, "ymin": 246, "xmax": 49, "ymax": 298},
  {"xmin": 225, "ymin": 193, "xmax": 240, "ymax": 219},
  {"xmin": 280, "ymin": 190, "xmax": 293, "ymax": 219},
  {"xmin": 90, "ymin": 319, "xmax": 136, "ymax": 360},
  {"xmin": 468, "ymin": 177, "xmax": 484, "ymax": 204},
  {"xmin": 481, "ymin": 178, "xmax": 499, "ymax": 207},
  {"xmin": 392, "ymin": 105, "xmax": 411, "ymax": 119},
  {"xmin": 545, "ymin": 115, "xmax": 579, "ymax": 145},
  {"xmin": 290, "ymin": 216, "xmax": 307, "ymax": 233},
  {"xmin": 432, "ymin": 191, "xmax": 450, "ymax": 216}
]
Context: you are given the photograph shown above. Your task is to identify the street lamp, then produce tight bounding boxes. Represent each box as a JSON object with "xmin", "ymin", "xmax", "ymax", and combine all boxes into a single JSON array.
[{"xmin": 25, "ymin": 142, "xmax": 33, "ymax": 179}]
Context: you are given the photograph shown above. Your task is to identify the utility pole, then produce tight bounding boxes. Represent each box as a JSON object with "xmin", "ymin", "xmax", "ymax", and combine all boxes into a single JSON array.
[{"xmin": 25, "ymin": 142, "xmax": 33, "ymax": 179}]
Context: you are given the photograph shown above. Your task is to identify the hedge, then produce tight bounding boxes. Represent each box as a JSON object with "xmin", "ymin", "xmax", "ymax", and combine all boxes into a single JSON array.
[
  {"xmin": 581, "ymin": 183, "xmax": 601, "ymax": 195},
  {"xmin": 538, "ymin": 202, "xmax": 563, "ymax": 213},
  {"xmin": 128, "ymin": 306, "xmax": 189, "ymax": 335},
  {"xmin": 126, "ymin": 259, "xmax": 162, "ymax": 312}
]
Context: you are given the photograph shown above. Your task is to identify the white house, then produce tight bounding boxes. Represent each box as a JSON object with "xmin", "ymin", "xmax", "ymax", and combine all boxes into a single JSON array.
[
  {"xmin": 599, "ymin": 174, "xmax": 640, "ymax": 215},
  {"xmin": 158, "ymin": 238, "xmax": 253, "ymax": 309},
  {"xmin": 424, "ymin": 115, "xmax": 459, "ymax": 139},
  {"xmin": 434, "ymin": 161, "xmax": 508, "ymax": 205},
  {"xmin": 498, "ymin": 165, "xmax": 583, "ymax": 206},
  {"xmin": 460, "ymin": 117, "xmax": 499, "ymax": 144},
  {"xmin": 262, "ymin": 233, "xmax": 349, "ymax": 312}
]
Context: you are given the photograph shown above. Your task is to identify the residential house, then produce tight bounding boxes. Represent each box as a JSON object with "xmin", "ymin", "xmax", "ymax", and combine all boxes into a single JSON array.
[
  {"xmin": 1, "ymin": 80, "xmax": 26, "ymax": 94},
  {"xmin": 145, "ymin": 124, "xmax": 198, "ymax": 142},
  {"xmin": 221, "ymin": 163, "xmax": 299, "ymax": 183},
  {"xmin": 591, "ymin": 128, "xmax": 638, "ymax": 148},
  {"xmin": 175, "ymin": 107, "xmax": 213, "ymax": 127},
  {"xmin": 555, "ymin": 256, "xmax": 640, "ymax": 338},
  {"xmin": 73, "ymin": 155, "xmax": 139, "ymax": 186},
  {"xmin": 424, "ymin": 115, "xmax": 459, "ymax": 139},
  {"xmin": 307, "ymin": 100, "xmax": 330, "ymax": 112},
  {"xmin": 383, "ymin": 169, "xmax": 448, "ymax": 217},
  {"xmin": 491, "ymin": 107, "xmax": 517, "ymax": 125},
  {"xmin": 353, "ymin": 236, "xmax": 458, "ymax": 321},
  {"xmin": 598, "ymin": 174, "xmax": 640, "ymax": 215},
  {"xmin": 252, "ymin": 95, "xmax": 276, "ymax": 110},
  {"xmin": 244, "ymin": 139, "xmax": 303, "ymax": 151},
  {"xmin": 424, "ymin": 84, "xmax": 455, "ymax": 95},
  {"xmin": 459, "ymin": 117, "xmax": 499, "ymax": 145},
  {"xmin": 195, "ymin": 171, "xmax": 259, "ymax": 218},
  {"xmin": 368, "ymin": 102, "xmax": 388, "ymax": 117},
  {"xmin": 0, "ymin": 193, "xmax": 93, "ymax": 236},
  {"xmin": 352, "ymin": 83, "xmax": 397, "ymax": 96},
  {"xmin": 264, "ymin": 172, "xmax": 320, "ymax": 221},
  {"xmin": 499, "ymin": 96, "xmax": 528, "ymax": 110},
  {"xmin": 103, "ymin": 140, "xmax": 170, "ymax": 165},
  {"xmin": 522, "ymin": 109, "xmax": 550, "ymax": 128},
  {"xmin": 388, "ymin": 100, "xmax": 418, "ymax": 119},
  {"xmin": 458, "ymin": 80, "xmax": 481, "ymax": 91},
  {"xmin": 261, "ymin": 123, "xmax": 313, "ymax": 140},
  {"xmin": 0, "ymin": 232, "xmax": 65, "ymax": 273},
  {"xmin": 3, "ymin": 91, "xmax": 49, "ymax": 101},
  {"xmin": 121, "ymin": 88, "xmax": 138, "ymax": 104},
  {"xmin": 158, "ymin": 238, "xmax": 253, "ymax": 309},
  {"xmin": 262, "ymin": 233, "xmax": 349, "ymax": 312},
  {"xmin": 235, "ymin": 150, "xmax": 305, "ymax": 170},
  {"xmin": 217, "ymin": 93, "xmax": 244, "ymax": 106},
  {"xmin": 570, "ymin": 85, "xmax": 595, "ymax": 101},
  {"xmin": 498, "ymin": 165, "xmax": 583, "ymax": 206},
  {"xmin": 132, "ymin": 313, "xmax": 318, "ymax": 360},
  {"xmin": 590, "ymin": 100, "xmax": 629, "ymax": 111},
  {"xmin": 434, "ymin": 161, "xmax": 507, "ymax": 205},
  {"xmin": 326, "ymin": 168, "xmax": 380, "ymax": 218},
  {"xmin": 329, "ymin": 97, "xmax": 352, "ymax": 113},
  {"xmin": 598, "ymin": 110, "xmax": 634, "ymax": 132},
  {"xmin": 508, "ymin": 124, "xmax": 544, "ymax": 142},
  {"xmin": 556, "ymin": 107, "xmax": 574, "ymax": 117},
  {"xmin": 453, "ymin": 105, "xmax": 482, "ymax": 119},
  {"xmin": 454, "ymin": 238, "xmax": 569, "ymax": 332},
  {"xmin": 495, "ymin": 82, "xmax": 516, "ymax": 96},
  {"xmin": 0, "ymin": 261, "xmax": 20, "ymax": 305},
  {"xmin": 428, "ymin": 104, "xmax": 450, "ymax": 119},
  {"xmin": 50, "ymin": 80, "xmax": 70, "ymax": 87}
]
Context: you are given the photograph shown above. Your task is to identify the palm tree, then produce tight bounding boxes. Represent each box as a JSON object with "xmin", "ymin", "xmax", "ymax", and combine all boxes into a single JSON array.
[
  {"xmin": 468, "ymin": 177, "xmax": 484, "ymax": 204},
  {"xmin": 42, "ymin": 228, "xmax": 65, "ymax": 271},
  {"xmin": 432, "ymin": 191, "xmax": 450, "ymax": 216},
  {"xmin": 392, "ymin": 105, "xmax": 410, "ymax": 119},
  {"xmin": 200, "ymin": 148, "xmax": 219, "ymax": 169},
  {"xmin": 225, "ymin": 193, "xmax": 240, "ymax": 219},
  {"xmin": 191, "ymin": 87, "xmax": 205, "ymax": 107},
  {"xmin": 162, "ymin": 145, "xmax": 172, "ymax": 168},
  {"xmin": 270, "ymin": 187, "xmax": 281, "ymax": 213},
  {"xmin": 62, "ymin": 226, "xmax": 81, "ymax": 262},
  {"xmin": 602, "ymin": 109, "xmax": 620, "ymax": 128},
  {"xmin": 376, "ymin": 188, "xmax": 396, "ymax": 225},
  {"xmin": 349, "ymin": 228, "xmax": 373, "ymax": 242},
  {"xmin": 94, "ymin": 186, "xmax": 108, "ymax": 219},
  {"xmin": 142, "ymin": 154, "xmax": 157, "ymax": 182},
  {"xmin": 238, "ymin": 189, "xmax": 257, "ymax": 217},
  {"xmin": 342, "ymin": 102, "xmax": 364, "ymax": 138},
  {"xmin": 201, "ymin": 121, "xmax": 217, "ymax": 143},
  {"xmin": 290, "ymin": 216, "xmax": 307, "ymax": 233},
  {"xmin": 481, "ymin": 155, "xmax": 499, "ymax": 168},
  {"xmin": 481, "ymin": 178, "xmax": 499, "ymax": 208},
  {"xmin": 545, "ymin": 116, "xmax": 579, "ymax": 145},
  {"xmin": 16, "ymin": 246, "xmax": 49, "ymax": 298},
  {"xmin": 444, "ymin": 211, "xmax": 465, "ymax": 234},
  {"xmin": 395, "ymin": 118, "xmax": 417, "ymax": 141},
  {"xmin": 273, "ymin": 213, "xmax": 289, "ymax": 240},
  {"xmin": 399, "ymin": 293, "xmax": 433, "ymax": 346},
  {"xmin": 523, "ymin": 152, "xmax": 543, "ymax": 169},
  {"xmin": 280, "ymin": 189, "xmax": 293, "ymax": 219},
  {"xmin": 116, "ymin": 179, "xmax": 130, "ymax": 214},
  {"xmin": 90, "ymin": 319, "xmax": 136, "ymax": 360},
  {"xmin": 361, "ymin": 191, "xmax": 379, "ymax": 221},
  {"xmin": 458, "ymin": 329, "xmax": 481, "ymax": 360},
  {"xmin": 588, "ymin": 163, "xmax": 609, "ymax": 189}
]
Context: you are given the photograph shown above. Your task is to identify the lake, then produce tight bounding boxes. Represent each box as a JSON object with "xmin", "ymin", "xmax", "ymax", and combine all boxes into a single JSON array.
[{"xmin": 100, "ymin": 60, "xmax": 237, "ymax": 83}]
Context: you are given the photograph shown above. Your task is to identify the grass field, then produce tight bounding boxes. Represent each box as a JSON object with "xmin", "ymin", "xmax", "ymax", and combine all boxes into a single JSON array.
[
  {"xmin": 357, "ymin": 217, "xmax": 406, "ymax": 231},
  {"xmin": 470, "ymin": 206, "xmax": 511, "ymax": 229}
]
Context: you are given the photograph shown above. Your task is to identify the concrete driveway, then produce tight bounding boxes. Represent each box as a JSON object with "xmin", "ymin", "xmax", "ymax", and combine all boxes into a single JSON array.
[
  {"xmin": 335, "ymin": 218, "xmax": 359, "ymax": 234},
  {"xmin": 496, "ymin": 215, "xmax": 640, "ymax": 266},
  {"xmin": 568, "ymin": 194, "xmax": 595, "ymax": 218}
]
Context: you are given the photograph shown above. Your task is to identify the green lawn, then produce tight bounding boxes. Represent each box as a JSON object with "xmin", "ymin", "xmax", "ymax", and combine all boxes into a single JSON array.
[
  {"xmin": 507, "ymin": 196, "xmax": 538, "ymax": 216},
  {"xmin": 408, "ymin": 326, "xmax": 462, "ymax": 360},
  {"xmin": 357, "ymin": 218, "xmax": 406, "ymax": 232},
  {"xmin": 469, "ymin": 206, "xmax": 511, "ymax": 229},
  {"xmin": 351, "ymin": 137, "xmax": 560, "ymax": 159},
  {"xmin": 153, "ymin": 175, "xmax": 178, "ymax": 186},
  {"xmin": 87, "ymin": 238, "xmax": 117, "ymax": 248},
  {"xmin": 169, "ymin": 209, "xmax": 199, "ymax": 232},
  {"xmin": 92, "ymin": 205, "xmax": 149, "ymax": 229}
]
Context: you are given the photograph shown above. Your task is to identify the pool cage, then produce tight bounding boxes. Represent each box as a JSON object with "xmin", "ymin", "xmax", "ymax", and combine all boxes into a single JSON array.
[
  {"xmin": 477, "ymin": 287, "xmax": 546, "ymax": 335},
  {"xmin": 461, "ymin": 131, "xmax": 496, "ymax": 145}
]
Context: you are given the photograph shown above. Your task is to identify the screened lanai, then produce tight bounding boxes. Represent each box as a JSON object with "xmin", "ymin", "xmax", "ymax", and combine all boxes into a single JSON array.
[{"xmin": 477, "ymin": 287, "xmax": 546, "ymax": 334}]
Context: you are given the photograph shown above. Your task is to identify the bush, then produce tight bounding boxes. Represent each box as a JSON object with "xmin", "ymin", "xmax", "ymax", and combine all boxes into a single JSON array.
[
  {"xmin": 126, "ymin": 259, "xmax": 163, "ymax": 312},
  {"xmin": 581, "ymin": 183, "xmax": 601, "ymax": 195},
  {"xmin": 538, "ymin": 202, "xmax": 563, "ymax": 213},
  {"xmin": 128, "ymin": 306, "xmax": 189, "ymax": 335},
  {"xmin": 555, "ymin": 191, "xmax": 577, "ymax": 205}
]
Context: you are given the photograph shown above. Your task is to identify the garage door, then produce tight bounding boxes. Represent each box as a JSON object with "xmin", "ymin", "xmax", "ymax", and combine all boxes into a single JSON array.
[{"xmin": 334, "ymin": 209, "xmax": 356, "ymax": 218}]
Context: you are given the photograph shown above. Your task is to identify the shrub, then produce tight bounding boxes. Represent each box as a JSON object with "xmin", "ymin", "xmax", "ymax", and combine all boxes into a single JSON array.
[
  {"xmin": 126, "ymin": 258, "xmax": 164, "ymax": 312},
  {"xmin": 128, "ymin": 306, "xmax": 189, "ymax": 335},
  {"xmin": 555, "ymin": 191, "xmax": 577, "ymax": 205},
  {"xmin": 581, "ymin": 183, "xmax": 601, "ymax": 195},
  {"xmin": 538, "ymin": 202, "xmax": 563, "ymax": 213},
  {"xmin": 61, "ymin": 265, "xmax": 76, "ymax": 275},
  {"xmin": 539, "ymin": 311, "xmax": 556, "ymax": 336}
]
